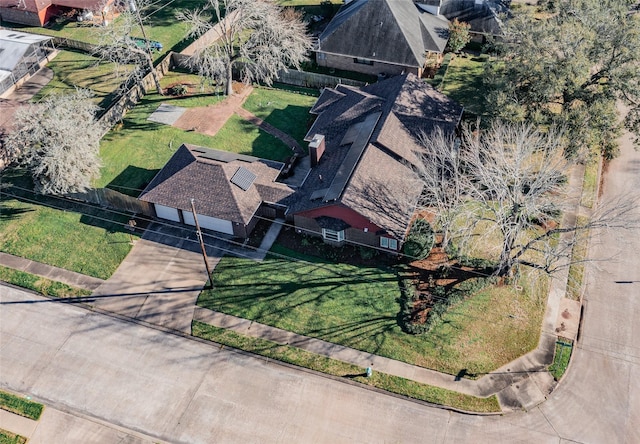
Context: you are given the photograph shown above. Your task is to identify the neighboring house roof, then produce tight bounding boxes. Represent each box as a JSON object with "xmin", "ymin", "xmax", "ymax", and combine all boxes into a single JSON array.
[
  {"xmin": 0, "ymin": 0, "xmax": 50, "ymax": 13},
  {"xmin": 139, "ymin": 144, "xmax": 294, "ymax": 225},
  {"xmin": 420, "ymin": 0, "xmax": 510, "ymax": 36},
  {"xmin": 0, "ymin": 29, "xmax": 52, "ymax": 72},
  {"xmin": 0, "ymin": 0, "xmax": 112, "ymax": 13},
  {"xmin": 289, "ymin": 73, "xmax": 463, "ymax": 240},
  {"xmin": 0, "ymin": 30, "xmax": 52, "ymax": 90},
  {"xmin": 51, "ymin": 0, "xmax": 113, "ymax": 10},
  {"xmin": 317, "ymin": 0, "xmax": 449, "ymax": 69}
]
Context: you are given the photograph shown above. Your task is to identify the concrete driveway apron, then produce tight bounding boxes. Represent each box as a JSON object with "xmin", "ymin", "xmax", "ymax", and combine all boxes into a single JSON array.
[{"xmin": 91, "ymin": 223, "xmax": 222, "ymax": 334}]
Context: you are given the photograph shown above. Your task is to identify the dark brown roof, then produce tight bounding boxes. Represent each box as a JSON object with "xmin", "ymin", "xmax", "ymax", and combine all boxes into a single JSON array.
[
  {"xmin": 288, "ymin": 73, "xmax": 463, "ymax": 240},
  {"xmin": 317, "ymin": 0, "xmax": 449, "ymax": 68},
  {"xmin": 139, "ymin": 144, "xmax": 294, "ymax": 225}
]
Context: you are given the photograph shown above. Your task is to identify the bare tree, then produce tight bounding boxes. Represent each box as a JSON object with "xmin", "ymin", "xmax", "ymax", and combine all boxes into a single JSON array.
[
  {"xmin": 94, "ymin": 0, "xmax": 163, "ymax": 94},
  {"xmin": 5, "ymin": 90, "xmax": 105, "ymax": 195},
  {"xmin": 178, "ymin": 0, "xmax": 312, "ymax": 95},
  {"xmin": 417, "ymin": 121, "xmax": 638, "ymax": 277},
  {"xmin": 414, "ymin": 127, "xmax": 463, "ymax": 249}
]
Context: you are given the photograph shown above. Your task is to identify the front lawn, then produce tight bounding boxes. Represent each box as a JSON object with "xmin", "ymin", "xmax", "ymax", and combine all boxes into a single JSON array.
[
  {"xmin": 198, "ymin": 244, "xmax": 546, "ymax": 376},
  {"xmin": 0, "ymin": 172, "xmax": 136, "ymax": 279},
  {"xmin": 243, "ymin": 86, "xmax": 318, "ymax": 147}
]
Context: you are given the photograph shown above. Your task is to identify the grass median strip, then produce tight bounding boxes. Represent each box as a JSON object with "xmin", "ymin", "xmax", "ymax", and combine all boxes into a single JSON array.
[
  {"xmin": 192, "ymin": 321, "xmax": 500, "ymax": 413},
  {"xmin": 0, "ymin": 429, "xmax": 27, "ymax": 444},
  {"xmin": 0, "ymin": 266, "xmax": 91, "ymax": 298},
  {"xmin": 549, "ymin": 339, "xmax": 573, "ymax": 381},
  {"xmin": 0, "ymin": 391, "xmax": 43, "ymax": 420}
]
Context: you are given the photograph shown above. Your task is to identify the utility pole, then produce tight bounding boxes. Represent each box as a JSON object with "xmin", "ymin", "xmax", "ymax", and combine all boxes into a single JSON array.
[{"xmin": 191, "ymin": 199, "xmax": 213, "ymax": 288}]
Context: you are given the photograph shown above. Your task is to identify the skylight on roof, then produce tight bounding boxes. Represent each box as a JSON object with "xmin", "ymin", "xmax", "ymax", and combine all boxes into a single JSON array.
[{"xmin": 230, "ymin": 167, "xmax": 257, "ymax": 191}]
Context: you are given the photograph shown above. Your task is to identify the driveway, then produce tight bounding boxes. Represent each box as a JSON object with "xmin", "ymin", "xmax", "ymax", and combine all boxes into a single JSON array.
[
  {"xmin": 91, "ymin": 223, "xmax": 223, "ymax": 333},
  {"xmin": 0, "ymin": 121, "xmax": 638, "ymax": 442}
]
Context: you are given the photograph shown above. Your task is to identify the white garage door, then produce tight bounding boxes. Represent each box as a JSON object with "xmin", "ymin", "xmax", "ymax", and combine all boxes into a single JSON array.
[
  {"xmin": 182, "ymin": 211, "xmax": 234, "ymax": 235},
  {"xmin": 154, "ymin": 204, "xmax": 180, "ymax": 222}
]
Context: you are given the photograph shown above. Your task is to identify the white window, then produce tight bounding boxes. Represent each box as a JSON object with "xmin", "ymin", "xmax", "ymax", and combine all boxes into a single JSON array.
[
  {"xmin": 322, "ymin": 228, "xmax": 344, "ymax": 242},
  {"xmin": 380, "ymin": 237, "xmax": 398, "ymax": 250}
]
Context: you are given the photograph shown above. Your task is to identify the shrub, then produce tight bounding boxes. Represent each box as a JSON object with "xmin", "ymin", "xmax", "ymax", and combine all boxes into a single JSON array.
[
  {"xmin": 402, "ymin": 219, "xmax": 435, "ymax": 260},
  {"xmin": 397, "ymin": 276, "xmax": 495, "ymax": 335},
  {"xmin": 168, "ymin": 84, "xmax": 188, "ymax": 96}
]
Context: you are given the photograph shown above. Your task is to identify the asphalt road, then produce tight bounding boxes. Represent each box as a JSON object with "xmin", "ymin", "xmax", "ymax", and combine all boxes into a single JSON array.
[{"xmin": 1, "ymin": 132, "xmax": 639, "ymax": 443}]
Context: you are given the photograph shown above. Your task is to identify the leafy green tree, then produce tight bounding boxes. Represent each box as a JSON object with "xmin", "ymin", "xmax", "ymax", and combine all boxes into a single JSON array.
[
  {"xmin": 484, "ymin": 0, "xmax": 640, "ymax": 159},
  {"xmin": 446, "ymin": 18, "xmax": 471, "ymax": 53}
]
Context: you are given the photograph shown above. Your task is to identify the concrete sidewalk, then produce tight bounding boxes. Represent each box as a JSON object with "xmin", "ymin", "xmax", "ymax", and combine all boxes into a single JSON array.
[
  {"xmin": 0, "ymin": 252, "xmax": 104, "ymax": 291},
  {"xmin": 0, "ymin": 158, "xmax": 587, "ymax": 411}
]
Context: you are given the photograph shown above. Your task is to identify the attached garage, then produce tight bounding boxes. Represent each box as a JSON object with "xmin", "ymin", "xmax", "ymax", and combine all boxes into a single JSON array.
[
  {"xmin": 154, "ymin": 204, "xmax": 181, "ymax": 222},
  {"xmin": 138, "ymin": 144, "xmax": 294, "ymax": 238},
  {"xmin": 182, "ymin": 210, "xmax": 234, "ymax": 235}
]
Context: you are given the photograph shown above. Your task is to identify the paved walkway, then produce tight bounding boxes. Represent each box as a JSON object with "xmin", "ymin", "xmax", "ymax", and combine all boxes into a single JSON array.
[
  {"xmin": 0, "ymin": 160, "xmax": 588, "ymax": 410},
  {"xmin": 0, "ymin": 252, "xmax": 104, "ymax": 291}
]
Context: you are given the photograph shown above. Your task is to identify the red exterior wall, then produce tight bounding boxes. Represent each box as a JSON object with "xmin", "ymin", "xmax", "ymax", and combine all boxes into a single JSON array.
[{"xmin": 296, "ymin": 204, "xmax": 382, "ymax": 233}]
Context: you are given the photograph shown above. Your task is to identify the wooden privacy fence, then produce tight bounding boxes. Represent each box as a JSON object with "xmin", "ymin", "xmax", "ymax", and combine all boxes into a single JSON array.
[{"xmin": 66, "ymin": 188, "xmax": 155, "ymax": 217}]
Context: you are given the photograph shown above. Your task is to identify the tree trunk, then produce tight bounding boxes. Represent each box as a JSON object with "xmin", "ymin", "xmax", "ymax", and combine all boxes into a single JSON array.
[
  {"xmin": 145, "ymin": 55, "xmax": 163, "ymax": 95},
  {"xmin": 226, "ymin": 64, "xmax": 234, "ymax": 96}
]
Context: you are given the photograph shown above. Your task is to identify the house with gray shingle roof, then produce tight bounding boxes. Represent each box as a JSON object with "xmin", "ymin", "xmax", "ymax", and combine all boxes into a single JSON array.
[
  {"xmin": 416, "ymin": 0, "xmax": 511, "ymax": 40},
  {"xmin": 139, "ymin": 74, "xmax": 462, "ymax": 251},
  {"xmin": 286, "ymin": 73, "xmax": 463, "ymax": 252},
  {"xmin": 315, "ymin": 0, "xmax": 450, "ymax": 78},
  {"xmin": 139, "ymin": 144, "xmax": 294, "ymax": 238}
]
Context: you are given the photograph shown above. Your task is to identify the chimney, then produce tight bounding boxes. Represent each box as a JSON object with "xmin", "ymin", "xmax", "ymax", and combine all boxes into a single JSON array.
[{"xmin": 309, "ymin": 134, "xmax": 325, "ymax": 167}]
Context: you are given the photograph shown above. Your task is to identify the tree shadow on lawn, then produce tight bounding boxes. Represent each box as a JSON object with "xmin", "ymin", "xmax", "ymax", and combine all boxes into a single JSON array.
[
  {"xmin": 105, "ymin": 165, "xmax": 160, "ymax": 197},
  {"xmin": 1, "ymin": 168, "xmax": 137, "ymax": 236},
  {"xmin": 0, "ymin": 200, "xmax": 34, "ymax": 221}
]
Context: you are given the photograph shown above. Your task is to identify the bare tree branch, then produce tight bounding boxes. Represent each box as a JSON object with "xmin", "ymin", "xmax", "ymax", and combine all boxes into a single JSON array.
[{"xmin": 178, "ymin": 0, "xmax": 312, "ymax": 95}]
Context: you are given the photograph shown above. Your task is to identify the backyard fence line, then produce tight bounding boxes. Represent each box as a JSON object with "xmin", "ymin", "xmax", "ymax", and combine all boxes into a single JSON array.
[
  {"xmin": 65, "ymin": 187, "xmax": 155, "ymax": 217},
  {"xmin": 274, "ymin": 69, "xmax": 366, "ymax": 89}
]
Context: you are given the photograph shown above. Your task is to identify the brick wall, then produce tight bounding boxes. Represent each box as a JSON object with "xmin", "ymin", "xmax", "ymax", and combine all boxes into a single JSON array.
[{"xmin": 316, "ymin": 52, "xmax": 420, "ymax": 77}]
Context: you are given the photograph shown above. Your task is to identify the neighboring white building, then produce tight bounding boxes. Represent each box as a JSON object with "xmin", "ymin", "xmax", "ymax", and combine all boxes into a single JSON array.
[{"xmin": 0, "ymin": 29, "xmax": 54, "ymax": 97}]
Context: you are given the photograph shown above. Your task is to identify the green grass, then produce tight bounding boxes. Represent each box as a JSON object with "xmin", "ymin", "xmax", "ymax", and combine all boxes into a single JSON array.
[
  {"xmin": 32, "ymin": 49, "xmax": 129, "ymax": 106},
  {"xmin": 96, "ymin": 91, "xmax": 226, "ymax": 193},
  {"xmin": 2, "ymin": 0, "xmax": 209, "ymax": 58},
  {"xmin": 0, "ymin": 390, "xmax": 44, "ymax": 420},
  {"xmin": 439, "ymin": 54, "xmax": 488, "ymax": 116},
  {"xmin": 0, "ymin": 430, "xmax": 26, "ymax": 444},
  {"xmin": 192, "ymin": 321, "xmax": 500, "ymax": 412},
  {"xmin": 211, "ymin": 114, "xmax": 294, "ymax": 161},
  {"xmin": 0, "ymin": 266, "xmax": 92, "ymax": 298},
  {"xmin": 0, "ymin": 175, "xmax": 137, "ymax": 279},
  {"xmin": 581, "ymin": 159, "xmax": 599, "ymax": 209},
  {"xmin": 198, "ymin": 246, "xmax": 547, "ymax": 376},
  {"xmin": 97, "ymin": 86, "xmax": 295, "ymax": 193},
  {"xmin": 243, "ymin": 86, "xmax": 318, "ymax": 147},
  {"xmin": 549, "ymin": 339, "xmax": 573, "ymax": 381},
  {"xmin": 566, "ymin": 216, "xmax": 589, "ymax": 301}
]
